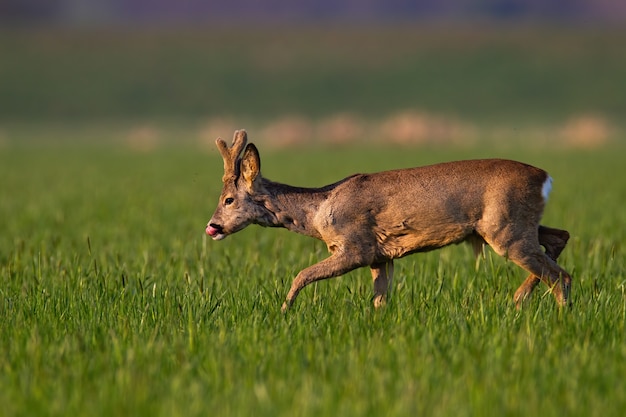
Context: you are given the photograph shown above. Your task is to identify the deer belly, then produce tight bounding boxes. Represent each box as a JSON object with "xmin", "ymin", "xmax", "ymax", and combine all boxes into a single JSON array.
[{"xmin": 375, "ymin": 224, "xmax": 471, "ymax": 259}]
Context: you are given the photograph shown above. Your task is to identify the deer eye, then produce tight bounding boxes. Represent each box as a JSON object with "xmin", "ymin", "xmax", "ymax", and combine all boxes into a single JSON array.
[{"xmin": 224, "ymin": 197, "xmax": 234, "ymax": 205}]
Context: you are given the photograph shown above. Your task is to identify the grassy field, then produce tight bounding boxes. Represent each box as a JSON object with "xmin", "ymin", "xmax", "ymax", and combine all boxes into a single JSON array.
[
  {"xmin": 0, "ymin": 141, "xmax": 624, "ymax": 416},
  {"xmin": 1, "ymin": 22, "xmax": 625, "ymax": 417},
  {"xmin": 2, "ymin": 25, "xmax": 626, "ymax": 125}
]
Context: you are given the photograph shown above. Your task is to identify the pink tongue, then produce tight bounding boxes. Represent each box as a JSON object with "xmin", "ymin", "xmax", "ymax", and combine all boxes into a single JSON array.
[{"xmin": 206, "ymin": 225, "xmax": 219, "ymax": 236}]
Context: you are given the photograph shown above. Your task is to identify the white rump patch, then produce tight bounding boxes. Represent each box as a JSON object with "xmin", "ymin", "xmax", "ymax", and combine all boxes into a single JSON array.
[{"xmin": 542, "ymin": 176, "xmax": 553, "ymax": 202}]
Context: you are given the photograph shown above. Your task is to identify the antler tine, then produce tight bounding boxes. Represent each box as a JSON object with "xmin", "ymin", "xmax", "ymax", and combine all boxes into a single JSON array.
[
  {"xmin": 230, "ymin": 129, "xmax": 247, "ymax": 157},
  {"xmin": 215, "ymin": 129, "xmax": 248, "ymax": 182}
]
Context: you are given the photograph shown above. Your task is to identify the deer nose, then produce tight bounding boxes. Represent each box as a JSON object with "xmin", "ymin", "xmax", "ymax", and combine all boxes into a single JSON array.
[{"xmin": 206, "ymin": 223, "xmax": 223, "ymax": 236}]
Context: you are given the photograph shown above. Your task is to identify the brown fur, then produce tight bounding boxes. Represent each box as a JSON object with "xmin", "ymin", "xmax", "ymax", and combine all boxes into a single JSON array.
[{"xmin": 207, "ymin": 130, "xmax": 571, "ymax": 311}]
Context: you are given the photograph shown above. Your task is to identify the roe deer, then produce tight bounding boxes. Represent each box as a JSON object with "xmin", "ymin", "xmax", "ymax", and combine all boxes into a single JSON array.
[{"xmin": 206, "ymin": 130, "xmax": 571, "ymax": 311}]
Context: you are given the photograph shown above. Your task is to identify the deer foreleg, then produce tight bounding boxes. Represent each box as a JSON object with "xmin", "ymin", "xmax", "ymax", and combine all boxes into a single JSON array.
[
  {"xmin": 371, "ymin": 260, "xmax": 394, "ymax": 308},
  {"xmin": 281, "ymin": 251, "xmax": 369, "ymax": 312}
]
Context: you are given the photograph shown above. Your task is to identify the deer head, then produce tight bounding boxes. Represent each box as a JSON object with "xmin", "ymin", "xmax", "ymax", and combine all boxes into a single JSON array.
[{"xmin": 206, "ymin": 130, "xmax": 266, "ymax": 240}]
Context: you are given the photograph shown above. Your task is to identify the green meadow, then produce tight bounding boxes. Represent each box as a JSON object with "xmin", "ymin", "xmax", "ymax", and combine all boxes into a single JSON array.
[
  {"xmin": 1, "ymin": 143, "xmax": 624, "ymax": 417},
  {"xmin": 1, "ymin": 25, "xmax": 626, "ymax": 416}
]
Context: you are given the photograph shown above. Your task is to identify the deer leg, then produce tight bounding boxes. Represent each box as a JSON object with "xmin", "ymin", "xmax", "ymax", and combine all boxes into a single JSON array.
[
  {"xmin": 281, "ymin": 251, "xmax": 370, "ymax": 312},
  {"xmin": 538, "ymin": 226, "xmax": 570, "ymax": 259},
  {"xmin": 513, "ymin": 275, "xmax": 541, "ymax": 307},
  {"xmin": 371, "ymin": 260, "xmax": 394, "ymax": 308},
  {"xmin": 505, "ymin": 239, "xmax": 571, "ymax": 307},
  {"xmin": 514, "ymin": 226, "xmax": 570, "ymax": 307}
]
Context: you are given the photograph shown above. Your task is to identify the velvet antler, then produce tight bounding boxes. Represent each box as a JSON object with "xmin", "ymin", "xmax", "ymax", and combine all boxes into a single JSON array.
[{"xmin": 216, "ymin": 129, "xmax": 247, "ymax": 182}]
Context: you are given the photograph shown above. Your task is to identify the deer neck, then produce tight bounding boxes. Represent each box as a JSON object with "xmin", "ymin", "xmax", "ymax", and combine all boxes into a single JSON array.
[{"xmin": 253, "ymin": 179, "xmax": 328, "ymax": 239}]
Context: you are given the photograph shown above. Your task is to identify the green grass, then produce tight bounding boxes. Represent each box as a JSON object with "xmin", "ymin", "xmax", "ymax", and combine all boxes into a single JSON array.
[{"xmin": 0, "ymin": 141, "xmax": 624, "ymax": 416}]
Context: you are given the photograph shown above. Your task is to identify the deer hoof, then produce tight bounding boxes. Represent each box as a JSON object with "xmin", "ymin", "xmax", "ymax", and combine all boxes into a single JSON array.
[{"xmin": 373, "ymin": 294, "xmax": 387, "ymax": 308}]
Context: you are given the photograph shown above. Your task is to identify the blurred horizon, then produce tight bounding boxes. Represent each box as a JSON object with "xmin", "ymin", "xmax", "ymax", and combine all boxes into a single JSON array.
[{"xmin": 1, "ymin": 1, "xmax": 625, "ymax": 148}]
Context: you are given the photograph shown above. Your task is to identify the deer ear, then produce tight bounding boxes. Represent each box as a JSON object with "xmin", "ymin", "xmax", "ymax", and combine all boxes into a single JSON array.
[{"xmin": 241, "ymin": 143, "xmax": 261, "ymax": 189}]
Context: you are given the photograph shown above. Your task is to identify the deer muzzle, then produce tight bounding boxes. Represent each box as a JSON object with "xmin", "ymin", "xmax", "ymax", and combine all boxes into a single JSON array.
[{"xmin": 206, "ymin": 223, "xmax": 226, "ymax": 240}]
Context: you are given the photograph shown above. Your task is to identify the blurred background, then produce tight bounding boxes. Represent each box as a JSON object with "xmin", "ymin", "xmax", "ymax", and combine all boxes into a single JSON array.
[{"xmin": 1, "ymin": 0, "xmax": 625, "ymax": 149}]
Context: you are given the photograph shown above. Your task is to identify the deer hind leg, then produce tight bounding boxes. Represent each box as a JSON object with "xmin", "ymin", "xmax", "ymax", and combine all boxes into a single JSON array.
[
  {"xmin": 498, "ymin": 235, "xmax": 571, "ymax": 308},
  {"xmin": 371, "ymin": 260, "xmax": 394, "ymax": 308},
  {"xmin": 514, "ymin": 226, "xmax": 570, "ymax": 307},
  {"xmin": 281, "ymin": 250, "xmax": 370, "ymax": 312}
]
